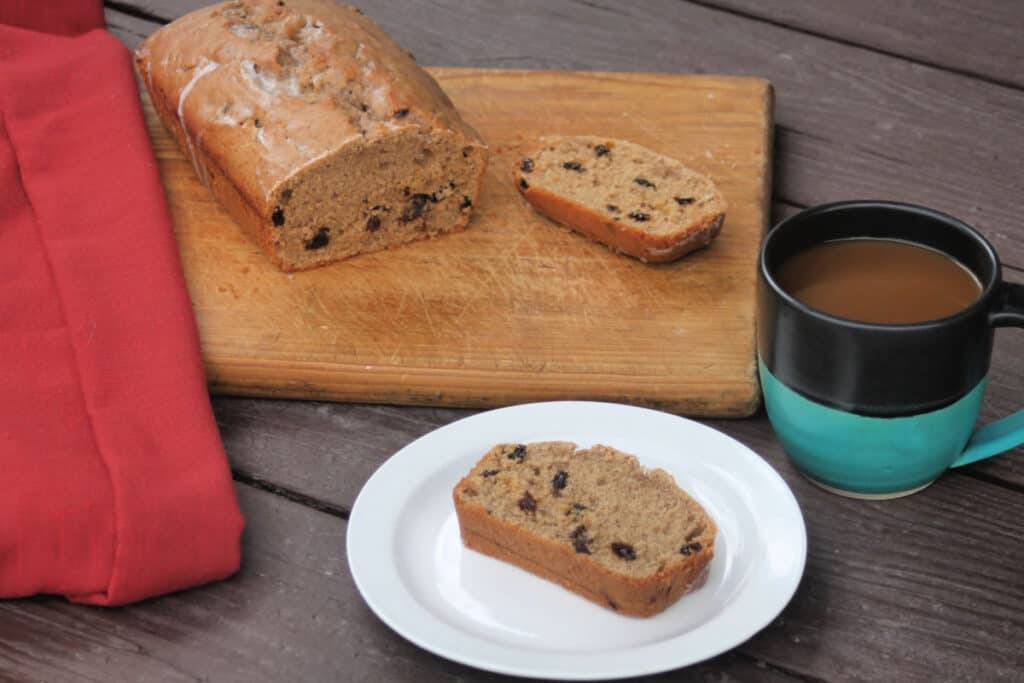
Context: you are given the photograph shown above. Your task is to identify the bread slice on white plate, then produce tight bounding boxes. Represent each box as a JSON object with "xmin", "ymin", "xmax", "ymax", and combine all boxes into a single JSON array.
[{"xmin": 453, "ymin": 441, "xmax": 717, "ymax": 617}]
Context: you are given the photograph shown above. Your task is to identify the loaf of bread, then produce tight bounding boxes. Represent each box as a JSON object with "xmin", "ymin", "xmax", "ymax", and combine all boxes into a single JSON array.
[
  {"xmin": 453, "ymin": 442, "xmax": 716, "ymax": 617},
  {"xmin": 515, "ymin": 136, "xmax": 725, "ymax": 262},
  {"xmin": 136, "ymin": 0, "xmax": 488, "ymax": 271}
]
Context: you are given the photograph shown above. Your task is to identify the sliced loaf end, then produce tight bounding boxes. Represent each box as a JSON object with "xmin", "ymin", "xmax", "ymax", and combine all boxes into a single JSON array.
[{"xmin": 266, "ymin": 130, "xmax": 488, "ymax": 271}]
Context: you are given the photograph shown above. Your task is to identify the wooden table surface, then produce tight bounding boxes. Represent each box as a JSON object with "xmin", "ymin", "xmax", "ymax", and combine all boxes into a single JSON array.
[{"xmin": 4, "ymin": 2, "xmax": 1023, "ymax": 681}]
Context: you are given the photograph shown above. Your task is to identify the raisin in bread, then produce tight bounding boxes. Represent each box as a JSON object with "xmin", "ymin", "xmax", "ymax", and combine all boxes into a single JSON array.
[
  {"xmin": 453, "ymin": 442, "xmax": 716, "ymax": 617},
  {"xmin": 136, "ymin": 0, "xmax": 488, "ymax": 272},
  {"xmin": 515, "ymin": 136, "xmax": 725, "ymax": 262}
]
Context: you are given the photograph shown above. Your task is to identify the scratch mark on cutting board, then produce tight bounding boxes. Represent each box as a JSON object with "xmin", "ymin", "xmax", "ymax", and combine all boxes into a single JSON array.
[
  {"xmin": 450, "ymin": 296, "xmax": 475, "ymax": 327},
  {"xmin": 415, "ymin": 286, "xmax": 438, "ymax": 339},
  {"xmin": 394, "ymin": 288, "xmax": 409, "ymax": 320},
  {"xmin": 308, "ymin": 287, "xmax": 333, "ymax": 323}
]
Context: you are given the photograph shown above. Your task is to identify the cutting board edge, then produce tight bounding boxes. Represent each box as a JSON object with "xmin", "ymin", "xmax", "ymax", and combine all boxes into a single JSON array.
[
  {"xmin": 424, "ymin": 66, "xmax": 774, "ymax": 91},
  {"xmin": 203, "ymin": 356, "xmax": 762, "ymax": 418}
]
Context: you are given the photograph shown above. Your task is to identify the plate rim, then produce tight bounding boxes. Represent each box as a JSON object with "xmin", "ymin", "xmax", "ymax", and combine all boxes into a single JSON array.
[{"xmin": 346, "ymin": 400, "xmax": 807, "ymax": 680}]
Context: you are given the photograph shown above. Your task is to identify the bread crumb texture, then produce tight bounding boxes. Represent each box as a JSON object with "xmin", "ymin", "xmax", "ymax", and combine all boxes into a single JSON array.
[
  {"xmin": 453, "ymin": 441, "xmax": 717, "ymax": 616},
  {"xmin": 515, "ymin": 136, "xmax": 725, "ymax": 262}
]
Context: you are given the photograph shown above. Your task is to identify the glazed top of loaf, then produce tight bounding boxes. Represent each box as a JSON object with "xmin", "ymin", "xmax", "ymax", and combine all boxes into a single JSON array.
[{"xmin": 136, "ymin": 0, "xmax": 483, "ymax": 203}]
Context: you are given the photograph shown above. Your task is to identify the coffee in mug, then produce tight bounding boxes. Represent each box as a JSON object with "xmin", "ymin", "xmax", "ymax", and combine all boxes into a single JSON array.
[
  {"xmin": 757, "ymin": 201, "xmax": 1024, "ymax": 499},
  {"xmin": 775, "ymin": 238, "xmax": 982, "ymax": 324}
]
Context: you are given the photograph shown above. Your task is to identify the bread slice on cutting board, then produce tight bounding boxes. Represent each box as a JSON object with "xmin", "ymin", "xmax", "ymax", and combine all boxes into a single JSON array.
[{"xmin": 515, "ymin": 136, "xmax": 726, "ymax": 262}]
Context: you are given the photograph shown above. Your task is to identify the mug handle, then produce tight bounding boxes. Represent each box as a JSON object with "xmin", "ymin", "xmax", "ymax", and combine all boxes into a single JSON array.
[{"xmin": 951, "ymin": 281, "xmax": 1024, "ymax": 467}]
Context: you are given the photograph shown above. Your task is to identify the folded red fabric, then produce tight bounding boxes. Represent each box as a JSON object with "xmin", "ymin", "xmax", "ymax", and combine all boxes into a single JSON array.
[{"xmin": 0, "ymin": 2, "xmax": 244, "ymax": 605}]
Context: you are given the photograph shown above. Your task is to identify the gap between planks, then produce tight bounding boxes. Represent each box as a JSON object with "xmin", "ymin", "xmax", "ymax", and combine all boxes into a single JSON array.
[
  {"xmin": 729, "ymin": 651, "xmax": 830, "ymax": 683},
  {"xmin": 959, "ymin": 468, "xmax": 1024, "ymax": 496},
  {"xmin": 681, "ymin": 0, "xmax": 1024, "ymax": 93},
  {"xmin": 103, "ymin": 0, "xmax": 171, "ymax": 25},
  {"xmin": 233, "ymin": 472, "xmax": 350, "ymax": 519},
  {"xmin": 107, "ymin": 0, "xmax": 1024, "ymax": 94}
]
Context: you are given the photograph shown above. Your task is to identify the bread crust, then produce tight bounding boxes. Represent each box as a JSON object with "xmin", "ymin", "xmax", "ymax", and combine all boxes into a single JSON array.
[
  {"xmin": 521, "ymin": 184, "xmax": 724, "ymax": 263},
  {"xmin": 135, "ymin": 0, "xmax": 487, "ymax": 271},
  {"xmin": 142, "ymin": 68, "xmax": 287, "ymax": 268},
  {"xmin": 452, "ymin": 443, "xmax": 716, "ymax": 617}
]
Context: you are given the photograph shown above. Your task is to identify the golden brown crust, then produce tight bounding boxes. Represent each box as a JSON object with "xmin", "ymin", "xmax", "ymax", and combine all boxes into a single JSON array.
[
  {"xmin": 140, "ymin": 58, "xmax": 288, "ymax": 270},
  {"xmin": 453, "ymin": 443, "xmax": 716, "ymax": 617},
  {"xmin": 136, "ymin": 0, "xmax": 484, "ymax": 204},
  {"xmin": 135, "ymin": 0, "xmax": 487, "ymax": 271}
]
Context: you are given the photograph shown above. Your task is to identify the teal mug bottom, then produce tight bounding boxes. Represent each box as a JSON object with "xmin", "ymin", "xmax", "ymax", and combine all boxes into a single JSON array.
[{"xmin": 759, "ymin": 359, "xmax": 984, "ymax": 498}]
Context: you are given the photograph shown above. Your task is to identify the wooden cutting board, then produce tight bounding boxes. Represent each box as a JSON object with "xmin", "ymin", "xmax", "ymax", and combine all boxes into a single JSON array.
[{"xmin": 143, "ymin": 69, "xmax": 772, "ymax": 416}]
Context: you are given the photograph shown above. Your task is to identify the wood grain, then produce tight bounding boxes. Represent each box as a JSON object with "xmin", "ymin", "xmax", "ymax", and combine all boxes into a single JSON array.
[
  {"xmin": 701, "ymin": 0, "xmax": 1024, "ymax": 88},
  {"xmin": 103, "ymin": 7, "xmax": 153, "ymax": 47},
  {"xmin": 684, "ymin": 421, "xmax": 1024, "ymax": 682},
  {"xmin": 741, "ymin": 472, "xmax": 1024, "ymax": 682},
  {"xmin": 145, "ymin": 71, "xmax": 772, "ymax": 415},
  {"xmin": 217, "ymin": 401, "xmax": 471, "ymax": 510}
]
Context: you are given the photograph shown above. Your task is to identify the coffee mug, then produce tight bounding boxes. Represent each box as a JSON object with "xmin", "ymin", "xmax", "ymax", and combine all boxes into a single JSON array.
[{"xmin": 757, "ymin": 200, "xmax": 1024, "ymax": 498}]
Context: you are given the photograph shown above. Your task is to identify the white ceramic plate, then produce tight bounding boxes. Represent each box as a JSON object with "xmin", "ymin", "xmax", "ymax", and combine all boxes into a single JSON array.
[{"xmin": 347, "ymin": 402, "xmax": 806, "ymax": 680}]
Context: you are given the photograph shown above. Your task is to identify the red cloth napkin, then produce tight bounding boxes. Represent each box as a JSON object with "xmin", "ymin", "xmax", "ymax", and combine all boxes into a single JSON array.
[{"xmin": 0, "ymin": 1, "xmax": 244, "ymax": 605}]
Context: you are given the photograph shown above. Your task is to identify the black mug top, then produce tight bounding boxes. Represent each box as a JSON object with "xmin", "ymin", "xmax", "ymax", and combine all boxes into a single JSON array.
[{"xmin": 758, "ymin": 200, "xmax": 1002, "ymax": 417}]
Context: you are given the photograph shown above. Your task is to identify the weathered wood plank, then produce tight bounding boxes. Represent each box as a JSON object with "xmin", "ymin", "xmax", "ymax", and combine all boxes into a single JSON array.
[
  {"xmin": 0, "ymin": 485, "xmax": 802, "ymax": 683},
  {"xmin": 102, "ymin": 7, "xmax": 154, "ymax": 48},
  {"xmin": 217, "ymin": 402, "xmax": 471, "ymax": 511},
  {"xmin": 694, "ymin": 420, "xmax": 1024, "ymax": 681},
  {"xmin": 700, "ymin": 0, "xmax": 1024, "ymax": 89},
  {"xmin": 105, "ymin": 0, "xmax": 211, "ymax": 24},
  {"xmin": 106, "ymin": 0, "xmax": 1024, "ymax": 270},
  {"xmin": 736, "ymin": 467, "xmax": 1024, "ymax": 682}
]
